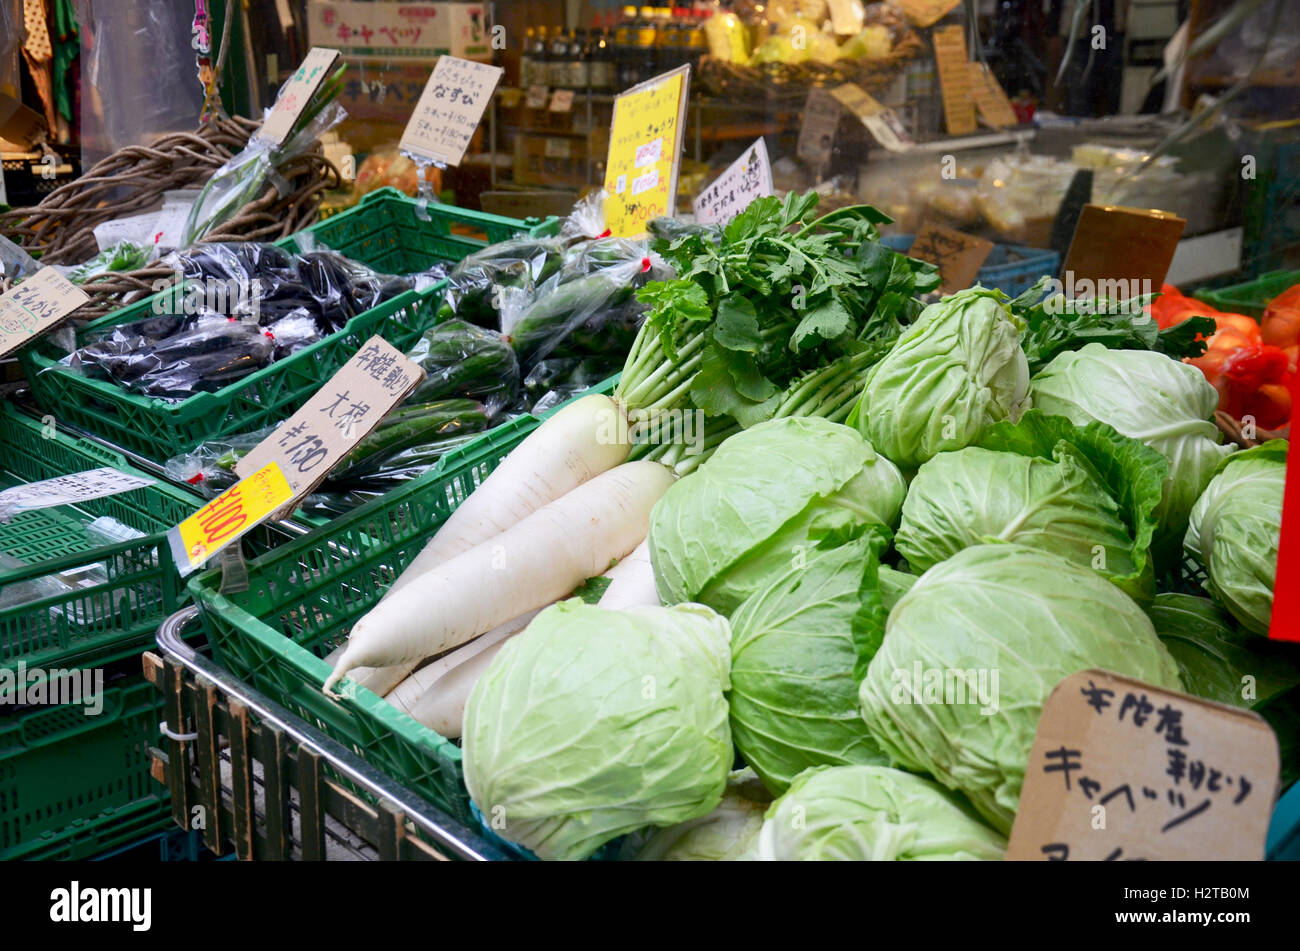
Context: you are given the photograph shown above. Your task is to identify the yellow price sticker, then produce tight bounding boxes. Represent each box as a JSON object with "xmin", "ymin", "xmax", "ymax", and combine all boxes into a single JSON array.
[
  {"xmin": 603, "ymin": 66, "xmax": 690, "ymax": 238},
  {"xmin": 170, "ymin": 461, "xmax": 294, "ymax": 575}
]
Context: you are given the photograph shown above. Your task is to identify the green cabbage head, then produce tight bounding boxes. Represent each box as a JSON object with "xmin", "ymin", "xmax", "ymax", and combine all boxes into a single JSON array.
[
  {"xmin": 1030, "ymin": 343, "xmax": 1233, "ymax": 559},
  {"xmin": 621, "ymin": 768, "xmax": 772, "ymax": 861},
  {"xmin": 859, "ymin": 543, "xmax": 1183, "ymax": 834},
  {"xmin": 462, "ymin": 600, "xmax": 733, "ymax": 861},
  {"xmin": 1185, "ymin": 441, "xmax": 1286, "ymax": 635},
  {"xmin": 896, "ymin": 411, "xmax": 1168, "ymax": 601},
  {"xmin": 851, "ymin": 287, "xmax": 1030, "ymax": 468},
  {"xmin": 649, "ymin": 417, "xmax": 906, "ymax": 614},
  {"xmin": 757, "ymin": 765, "xmax": 1006, "ymax": 860},
  {"xmin": 728, "ymin": 531, "xmax": 890, "ymax": 795}
]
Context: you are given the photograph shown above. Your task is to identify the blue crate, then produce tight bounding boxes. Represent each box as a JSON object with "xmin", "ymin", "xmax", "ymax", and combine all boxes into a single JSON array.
[{"xmin": 884, "ymin": 234, "xmax": 1060, "ymax": 297}]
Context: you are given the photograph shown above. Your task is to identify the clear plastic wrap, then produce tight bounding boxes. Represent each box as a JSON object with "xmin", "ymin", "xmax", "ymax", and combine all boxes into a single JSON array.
[
  {"xmin": 164, "ymin": 425, "xmax": 276, "ymax": 496},
  {"xmin": 559, "ymin": 189, "xmax": 610, "ymax": 241},
  {"xmin": 182, "ymin": 101, "xmax": 347, "ymax": 244},
  {"xmin": 404, "ymin": 319, "xmax": 520, "ymax": 413},
  {"xmin": 0, "ymin": 234, "xmax": 40, "ymax": 281},
  {"xmin": 66, "ymin": 241, "xmax": 155, "ymax": 284}
]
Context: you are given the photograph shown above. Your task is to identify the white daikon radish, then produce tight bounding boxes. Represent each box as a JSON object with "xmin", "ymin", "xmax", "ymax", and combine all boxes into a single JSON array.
[
  {"xmin": 321, "ymin": 646, "xmax": 415, "ymax": 698},
  {"xmin": 595, "ymin": 539, "xmax": 660, "ymax": 610},
  {"xmin": 323, "ymin": 460, "xmax": 674, "ymax": 694},
  {"xmin": 406, "ymin": 640, "xmax": 508, "ymax": 738},
  {"xmin": 383, "ymin": 394, "xmax": 630, "ymax": 601},
  {"xmin": 384, "ymin": 609, "xmax": 539, "ymax": 716}
]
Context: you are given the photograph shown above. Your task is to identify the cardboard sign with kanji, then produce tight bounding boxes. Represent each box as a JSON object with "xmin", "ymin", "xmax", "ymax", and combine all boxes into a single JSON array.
[
  {"xmin": 796, "ymin": 88, "xmax": 842, "ymax": 166},
  {"xmin": 908, "ymin": 222, "xmax": 994, "ymax": 293},
  {"xmin": 895, "ymin": 0, "xmax": 961, "ymax": 28},
  {"xmin": 0, "ymin": 267, "xmax": 89, "ymax": 358},
  {"xmin": 257, "ymin": 47, "xmax": 343, "ymax": 148},
  {"xmin": 932, "ymin": 25, "xmax": 976, "ymax": 136},
  {"xmin": 549, "ymin": 89, "xmax": 575, "ymax": 113},
  {"xmin": 236, "ymin": 335, "xmax": 425, "ymax": 500},
  {"xmin": 831, "ymin": 83, "xmax": 914, "ymax": 152},
  {"xmin": 968, "ymin": 62, "xmax": 1019, "ymax": 129},
  {"xmin": 525, "ymin": 84, "xmax": 548, "ymax": 109},
  {"xmin": 400, "ymin": 55, "xmax": 504, "ymax": 167},
  {"xmin": 603, "ymin": 66, "xmax": 690, "ymax": 238},
  {"xmin": 693, "ymin": 138, "xmax": 773, "ymax": 226},
  {"xmin": 1006, "ymin": 669, "xmax": 1279, "ymax": 861}
]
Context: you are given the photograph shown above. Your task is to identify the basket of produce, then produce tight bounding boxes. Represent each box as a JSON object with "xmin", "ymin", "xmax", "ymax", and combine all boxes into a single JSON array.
[
  {"xmin": 201, "ymin": 194, "xmax": 1296, "ymax": 861},
  {"xmin": 695, "ymin": 3, "xmax": 922, "ymax": 105},
  {"xmin": 154, "ymin": 195, "xmax": 670, "ymax": 520},
  {"xmin": 16, "ymin": 190, "xmax": 551, "ymax": 463}
]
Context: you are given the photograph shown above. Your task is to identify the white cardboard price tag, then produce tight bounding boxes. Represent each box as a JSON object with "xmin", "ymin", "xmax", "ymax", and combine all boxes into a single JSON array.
[{"xmin": 692, "ymin": 138, "xmax": 774, "ymax": 226}]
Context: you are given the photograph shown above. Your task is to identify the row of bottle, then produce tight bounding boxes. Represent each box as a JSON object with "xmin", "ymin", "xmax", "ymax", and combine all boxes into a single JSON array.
[{"xmin": 520, "ymin": 7, "xmax": 712, "ymax": 93}]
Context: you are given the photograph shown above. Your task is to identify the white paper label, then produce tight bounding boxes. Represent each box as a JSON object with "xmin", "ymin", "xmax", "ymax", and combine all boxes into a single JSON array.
[
  {"xmin": 525, "ymin": 84, "xmax": 549, "ymax": 109},
  {"xmin": 635, "ymin": 137, "xmax": 663, "ymax": 168},
  {"xmin": 631, "ymin": 168, "xmax": 660, "ymax": 196},
  {"xmin": 692, "ymin": 139, "xmax": 774, "ymax": 225},
  {"xmin": 0, "ymin": 468, "xmax": 154, "ymax": 523},
  {"xmin": 549, "ymin": 89, "xmax": 575, "ymax": 113}
]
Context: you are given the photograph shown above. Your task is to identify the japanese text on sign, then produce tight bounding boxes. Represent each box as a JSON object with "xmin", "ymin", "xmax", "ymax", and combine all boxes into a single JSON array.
[
  {"xmin": 603, "ymin": 66, "xmax": 689, "ymax": 238},
  {"xmin": 170, "ymin": 462, "xmax": 294, "ymax": 576},
  {"xmin": 235, "ymin": 335, "xmax": 424, "ymax": 498},
  {"xmin": 693, "ymin": 138, "xmax": 774, "ymax": 226},
  {"xmin": 0, "ymin": 267, "xmax": 90, "ymax": 358},
  {"xmin": 400, "ymin": 55, "xmax": 503, "ymax": 167},
  {"xmin": 257, "ymin": 47, "xmax": 342, "ymax": 148},
  {"xmin": 908, "ymin": 222, "xmax": 993, "ymax": 294},
  {"xmin": 831, "ymin": 83, "xmax": 914, "ymax": 153},
  {"xmin": 1005, "ymin": 669, "xmax": 1280, "ymax": 861},
  {"xmin": 0, "ymin": 468, "xmax": 154, "ymax": 523}
]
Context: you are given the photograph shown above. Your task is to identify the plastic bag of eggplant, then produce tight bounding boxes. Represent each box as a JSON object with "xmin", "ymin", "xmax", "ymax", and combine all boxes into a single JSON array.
[{"xmin": 53, "ymin": 243, "xmax": 427, "ymax": 400}]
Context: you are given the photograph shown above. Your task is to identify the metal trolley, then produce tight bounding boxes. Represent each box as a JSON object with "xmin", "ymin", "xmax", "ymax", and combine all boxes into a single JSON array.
[{"xmin": 147, "ymin": 607, "xmax": 509, "ymax": 861}]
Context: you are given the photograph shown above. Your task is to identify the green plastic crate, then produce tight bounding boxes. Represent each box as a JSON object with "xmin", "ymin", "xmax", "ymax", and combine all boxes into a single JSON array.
[
  {"xmin": 0, "ymin": 403, "xmax": 216, "ymax": 677},
  {"xmin": 18, "ymin": 189, "xmax": 555, "ymax": 463},
  {"xmin": 0, "ymin": 674, "xmax": 171, "ymax": 860},
  {"xmin": 1195, "ymin": 269, "xmax": 1300, "ymax": 320},
  {"xmin": 190, "ymin": 380, "xmax": 615, "ymax": 824}
]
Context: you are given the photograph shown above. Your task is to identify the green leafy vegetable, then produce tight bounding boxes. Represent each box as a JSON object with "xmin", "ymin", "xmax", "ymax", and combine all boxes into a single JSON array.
[
  {"xmin": 859, "ymin": 543, "xmax": 1183, "ymax": 834},
  {"xmin": 1185, "ymin": 440, "xmax": 1286, "ymax": 635},
  {"xmin": 648, "ymin": 417, "xmax": 906, "ymax": 614},
  {"xmin": 620, "ymin": 768, "xmax": 772, "ymax": 861},
  {"xmin": 756, "ymin": 765, "xmax": 1006, "ymax": 861},
  {"xmin": 462, "ymin": 600, "xmax": 733, "ymax": 862},
  {"xmin": 728, "ymin": 530, "xmax": 891, "ymax": 795}
]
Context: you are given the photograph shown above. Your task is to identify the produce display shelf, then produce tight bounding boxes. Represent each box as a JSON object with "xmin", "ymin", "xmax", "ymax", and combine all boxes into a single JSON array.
[
  {"xmin": 1194, "ymin": 269, "xmax": 1300, "ymax": 320},
  {"xmin": 18, "ymin": 188, "xmax": 555, "ymax": 464},
  {"xmin": 189, "ymin": 379, "xmax": 616, "ymax": 825},
  {"xmin": 882, "ymin": 234, "xmax": 1060, "ymax": 298},
  {"xmin": 0, "ymin": 673, "xmax": 171, "ymax": 861},
  {"xmin": 0, "ymin": 402, "xmax": 210, "ymax": 675}
]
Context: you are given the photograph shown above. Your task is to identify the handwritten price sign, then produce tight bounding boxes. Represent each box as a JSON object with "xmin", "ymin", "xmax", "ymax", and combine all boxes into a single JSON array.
[
  {"xmin": 257, "ymin": 47, "xmax": 342, "ymax": 148},
  {"xmin": 169, "ymin": 462, "xmax": 294, "ymax": 576},
  {"xmin": 0, "ymin": 267, "xmax": 89, "ymax": 358},
  {"xmin": 603, "ymin": 66, "xmax": 689, "ymax": 237}
]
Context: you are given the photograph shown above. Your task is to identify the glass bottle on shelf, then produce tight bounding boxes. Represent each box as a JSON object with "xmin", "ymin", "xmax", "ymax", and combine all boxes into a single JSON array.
[
  {"xmin": 614, "ymin": 7, "xmax": 639, "ymax": 89},
  {"xmin": 590, "ymin": 28, "xmax": 614, "ymax": 92},
  {"xmin": 637, "ymin": 7, "xmax": 659, "ymax": 81},
  {"xmin": 534, "ymin": 25, "xmax": 551, "ymax": 89},
  {"xmin": 520, "ymin": 26, "xmax": 536, "ymax": 87},
  {"xmin": 548, "ymin": 27, "xmax": 572, "ymax": 88},
  {"xmin": 569, "ymin": 28, "xmax": 591, "ymax": 90}
]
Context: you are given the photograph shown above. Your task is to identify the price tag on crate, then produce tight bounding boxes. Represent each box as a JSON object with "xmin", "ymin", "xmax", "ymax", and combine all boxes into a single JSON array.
[
  {"xmin": 400, "ymin": 55, "xmax": 505, "ymax": 167},
  {"xmin": 603, "ymin": 66, "xmax": 690, "ymax": 238},
  {"xmin": 796, "ymin": 88, "xmax": 843, "ymax": 167},
  {"xmin": 235, "ymin": 335, "xmax": 425, "ymax": 501},
  {"xmin": 907, "ymin": 222, "xmax": 994, "ymax": 294},
  {"xmin": 525, "ymin": 84, "xmax": 549, "ymax": 109},
  {"xmin": 831, "ymin": 83, "xmax": 914, "ymax": 152},
  {"xmin": 1006, "ymin": 670, "xmax": 1279, "ymax": 861},
  {"xmin": 0, "ymin": 267, "xmax": 89, "ymax": 358},
  {"xmin": 169, "ymin": 462, "xmax": 294, "ymax": 576},
  {"xmin": 255, "ymin": 47, "xmax": 343, "ymax": 148},
  {"xmin": 549, "ymin": 89, "xmax": 575, "ymax": 113},
  {"xmin": 693, "ymin": 138, "xmax": 773, "ymax": 226},
  {"xmin": 0, "ymin": 467, "xmax": 154, "ymax": 523}
]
